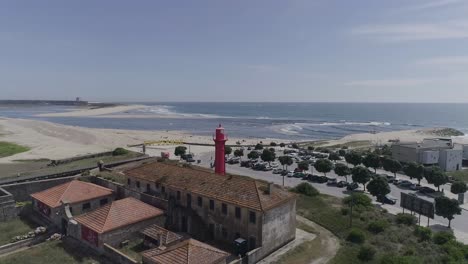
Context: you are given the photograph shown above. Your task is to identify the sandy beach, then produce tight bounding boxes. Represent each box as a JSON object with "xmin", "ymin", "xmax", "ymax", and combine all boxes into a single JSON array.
[{"xmin": 36, "ymin": 104, "xmax": 147, "ymax": 117}]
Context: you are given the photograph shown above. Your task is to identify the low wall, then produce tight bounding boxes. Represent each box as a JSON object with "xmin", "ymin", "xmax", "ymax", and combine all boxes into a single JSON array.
[
  {"xmin": 50, "ymin": 151, "xmax": 113, "ymax": 166},
  {"xmin": 0, "ymin": 187, "xmax": 16, "ymax": 222},
  {"xmin": 1, "ymin": 176, "xmax": 78, "ymax": 202},
  {"xmin": 103, "ymin": 244, "xmax": 138, "ymax": 264},
  {"xmin": 0, "ymin": 234, "xmax": 48, "ymax": 256}
]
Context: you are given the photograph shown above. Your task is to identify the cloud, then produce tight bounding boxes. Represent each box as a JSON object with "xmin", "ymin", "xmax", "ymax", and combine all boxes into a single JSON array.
[
  {"xmin": 344, "ymin": 78, "xmax": 432, "ymax": 87},
  {"xmin": 351, "ymin": 20, "xmax": 468, "ymax": 41},
  {"xmin": 415, "ymin": 56, "xmax": 468, "ymax": 66},
  {"xmin": 406, "ymin": 0, "xmax": 464, "ymax": 10}
]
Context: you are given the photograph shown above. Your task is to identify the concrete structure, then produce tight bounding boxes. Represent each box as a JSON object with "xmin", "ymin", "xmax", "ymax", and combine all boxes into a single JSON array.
[
  {"xmin": 392, "ymin": 138, "xmax": 463, "ymax": 172},
  {"xmin": 142, "ymin": 238, "xmax": 229, "ymax": 264},
  {"xmin": 214, "ymin": 124, "xmax": 228, "ymax": 175},
  {"xmin": 141, "ymin": 224, "xmax": 183, "ymax": 248},
  {"xmin": 0, "ymin": 187, "xmax": 17, "ymax": 222},
  {"xmin": 71, "ymin": 197, "xmax": 165, "ymax": 251},
  {"xmin": 124, "ymin": 161, "xmax": 296, "ymax": 263},
  {"xmin": 30, "ymin": 180, "xmax": 114, "ymax": 230}
]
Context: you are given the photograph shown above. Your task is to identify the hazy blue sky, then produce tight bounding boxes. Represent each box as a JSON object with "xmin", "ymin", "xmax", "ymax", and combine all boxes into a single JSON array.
[{"xmin": 1, "ymin": 0, "xmax": 468, "ymax": 102}]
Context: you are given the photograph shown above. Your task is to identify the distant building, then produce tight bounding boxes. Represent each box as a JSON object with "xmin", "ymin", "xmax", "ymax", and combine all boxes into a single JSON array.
[
  {"xmin": 71, "ymin": 197, "xmax": 165, "ymax": 250},
  {"xmin": 30, "ymin": 180, "xmax": 114, "ymax": 229},
  {"xmin": 142, "ymin": 238, "xmax": 229, "ymax": 264},
  {"xmin": 124, "ymin": 161, "xmax": 296, "ymax": 263},
  {"xmin": 391, "ymin": 138, "xmax": 463, "ymax": 171}
]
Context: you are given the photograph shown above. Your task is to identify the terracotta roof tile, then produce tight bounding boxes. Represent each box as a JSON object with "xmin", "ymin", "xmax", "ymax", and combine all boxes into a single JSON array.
[
  {"xmin": 125, "ymin": 162, "xmax": 295, "ymax": 211},
  {"xmin": 74, "ymin": 197, "xmax": 164, "ymax": 234},
  {"xmin": 142, "ymin": 238, "xmax": 229, "ymax": 264},
  {"xmin": 30, "ymin": 180, "xmax": 113, "ymax": 208},
  {"xmin": 141, "ymin": 225, "xmax": 183, "ymax": 246}
]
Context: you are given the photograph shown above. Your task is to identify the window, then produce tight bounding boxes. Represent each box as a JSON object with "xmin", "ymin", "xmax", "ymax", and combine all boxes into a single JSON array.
[
  {"xmin": 222, "ymin": 203, "xmax": 227, "ymax": 215},
  {"xmin": 209, "ymin": 200, "xmax": 215, "ymax": 210},
  {"xmin": 221, "ymin": 227, "xmax": 228, "ymax": 238},
  {"xmin": 162, "ymin": 186, "xmax": 165, "ymax": 193},
  {"xmin": 235, "ymin": 207, "xmax": 241, "ymax": 219},
  {"xmin": 249, "ymin": 211, "xmax": 256, "ymax": 224},
  {"xmin": 249, "ymin": 236, "xmax": 256, "ymax": 250},
  {"xmin": 136, "ymin": 181, "xmax": 140, "ymax": 188},
  {"xmin": 156, "ymin": 183, "xmax": 160, "ymax": 189},
  {"xmin": 187, "ymin": 194, "xmax": 192, "ymax": 208},
  {"xmin": 82, "ymin": 203, "xmax": 91, "ymax": 210},
  {"xmin": 127, "ymin": 178, "xmax": 131, "ymax": 185},
  {"xmin": 146, "ymin": 184, "xmax": 151, "ymax": 192},
  {"xmin": 177, "ymin": 191, "xmax": 181, "ymax": 200},
  {"xmin": 100, "ymin": 198, "xmax": 108, "ymax": 206},
  {"xmin": 197, "ymin": 196, "xmax": 203, "ymax": 207}
]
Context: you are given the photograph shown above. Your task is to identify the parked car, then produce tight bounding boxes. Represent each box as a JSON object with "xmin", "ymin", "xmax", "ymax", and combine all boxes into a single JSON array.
[
  {"xmin": 263, "ymin": 166, "xmax": 273, "ymax": 171},
  {"xmin": 398, "ymin": 180, "xmax": 413, "ymax": 188},
  {"xmin": 227, "ymin": 158, "xmax": 240, "ymax": 164},
  {"xmin": 272, "ymin": 168, "xmax": 283, "ymax": 174},
  {"xmin": 294, "ymin": 168, "xmax": 303, "ymax": 173},
  {"xmin": 317, "ymin": 176, "xmax": 328, "ymax": 183},
  {"xmin": 280, "ymin": 170, "xmax": 289, "ymax": 176},
  {"xmin": 419, "ymin": 186, "xmax": 436, "ymax": 194},
  {"xmin": 327, "ymin": 178, "xmax": 338, "ymax": 186},
  {"xmin": 337, "ymin": 181, "xmax": 349, "ymax": 188},
  {"xmin": 294, "ymin": 172, "xmax": 305, "ymax": 178},
  {"xmin": 240, "ymin": 160, "xmax": 252, "ymax": 167},
  {"xmin": 377, "ymin": 194, "xmax": 397, "ymax": 205},
  {"xmin": 286, "ymin": 171, "xmax": 294, "ymax": 177},
  {"xmin": 347, "ymin": 182, "xmax": 359, "ymax": 191},
  {"xmin": 409, "ymin": 183, "xmax": 421, "ymax": 190}
]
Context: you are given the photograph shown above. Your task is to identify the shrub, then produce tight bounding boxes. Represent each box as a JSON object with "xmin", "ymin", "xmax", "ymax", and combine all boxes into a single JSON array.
[
  {"xmin": 433, "ymin": 231, "xmax": 455, "ymax": 245},
  {"xmin": 358, "ymin": 245, "xmax": 376, "ymax": 261},
  {"xmin": 341, "ymin": 208, "xmax": 349, "ymax": 215},
  {"xmin": 291, "ymin": 143, "xmax": 299, "ymax": 149},
  {"xmin": 292, "ymin": 183, "xmax": 319, "ymax": 197},
  {"xmin": 368, "ymin": 220, "xmax": 388, "ymax": 234},
  {"xmin": 270, "ymin": 142, "xmax": 277, "ymax": 146},
  {"xmin": 442, "ymin": 241, "xmax": 466, "ymax": 262},
  {"xmin": 343, "ymin": 193, "xmax": 372, "ymax": 208},
  {"xmin": 414, "ymin": 226, "xmax": 432, "ymax": 241},
  {"xmin": 379, "ymin": 255, "xmax": 422, "ymax": 264},
  {"xmin": 346, "ymin": 228, "xmax": 366, "ymax": 244},
  {"xmin": 112, "ymin": 147, "xmax": 129, "ymax": 156},
  {"xmin": 395, "ymin": 213, "xmax": 417, "ymax": 226}
]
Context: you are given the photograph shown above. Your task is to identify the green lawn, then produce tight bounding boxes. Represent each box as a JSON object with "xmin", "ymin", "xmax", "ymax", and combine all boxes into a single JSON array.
[
  {"xmin": 447, "ymin": 170, "xmax": 468, "ymax": 183},
  {"xmin": 0, "ymin": 240, "xmax": 100, "ymax": 264},
  {"xmin": 0, "ymin": 218, "xmax": 36, "ymax": 245},
  {"xmin": 0, "ymin": 141, "xmax": 30, "ymax": 158}
]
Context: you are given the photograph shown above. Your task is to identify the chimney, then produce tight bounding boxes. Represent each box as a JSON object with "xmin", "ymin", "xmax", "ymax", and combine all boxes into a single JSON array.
[{"xmin": 267, "ymin": 182, "xmax": 273, "ymax": 195}]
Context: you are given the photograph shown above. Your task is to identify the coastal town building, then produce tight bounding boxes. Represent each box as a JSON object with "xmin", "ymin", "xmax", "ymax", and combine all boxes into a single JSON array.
[
  {"xmin": 124, "ymin": 160, "xmax": 297, "ymax": 263},
  {"xmin": 141, "ymin": 224, "xmax": 183, "ymax": 248},
  {"xmin": 71, "ymin": 197, "xmax": 165, "ymax": 250},
  {"xmin": 142, "ymin": 238, "xmax": 230, "ymax": 264},
  {"xmin": 391, "ymin": 138, "xmax": 463, "ymax": 171},
  {"xmin": 30, "ymin": 180, "xmax": 114, "ymax": 229}
]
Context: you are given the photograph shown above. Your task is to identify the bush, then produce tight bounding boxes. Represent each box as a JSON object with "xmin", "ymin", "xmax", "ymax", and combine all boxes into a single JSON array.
[
  {"xmin": 343, "ymin": 193, "xmax": 372, "ymax": 208},
  {"xmin": 291, "ymin": 143, "xmax": 299, "ymax": 149},
  {"xmin": 358, "ymin": 245, "xmax": 376, "ymax": 261},
  {"xmin": 346, "ymin": 228, "xmax": 366, "ymax": 244},
  {"xmin": 367, "ymin": 220, "xmax": 388, "ymax": 234},
  {"xmin": 341, "ymin": 208, "xmax": 349, "ymax": 215},
  {"xmin": 270, "ymin": 142, "xmax": 277, "ymax": 146},
  {"xmin": 379, "ymin": 255, "xmax": 422, "ymax": 264},
  {"xmin": 292, "ymin": 183, "xmax": 319, "ymax": 197},
  {"xmin": 395, "ymin": 213, "xmax": 417, "ymax": 226},
  {"xmin": 112, "ymin": 147, "xmax": 129, "ymax": 156},
  {"xmin": 414, "ymin": 226, "xmax": 432, "ymax": 241},
  {"xmin": 433, "ymin": 231, "xmax": 455, "ymax": 245}
]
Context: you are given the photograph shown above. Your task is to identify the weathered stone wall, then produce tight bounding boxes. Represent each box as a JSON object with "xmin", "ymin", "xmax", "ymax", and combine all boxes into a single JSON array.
[
  {"xmin": 0, "ymin": 187, "xmax": 17, "ymax": 222},
  {"xmin": 103, "ymin": 244, "xmax": 138, "ymax": 264},
  {"xmin": 2, "ymin": 176, "xmax": 77, "ymax": 202}
]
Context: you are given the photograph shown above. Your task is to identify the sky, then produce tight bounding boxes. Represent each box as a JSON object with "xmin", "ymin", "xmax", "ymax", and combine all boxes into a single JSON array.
[{"xmin": 1, "ymin": 0, "xmax": 468, "ymax": 103}]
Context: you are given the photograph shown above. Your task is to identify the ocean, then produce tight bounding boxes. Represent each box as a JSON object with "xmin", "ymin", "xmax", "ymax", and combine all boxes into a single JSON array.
[{"xmin": 1, "ymin": 102, "xmax": 468, "ymax": 140}]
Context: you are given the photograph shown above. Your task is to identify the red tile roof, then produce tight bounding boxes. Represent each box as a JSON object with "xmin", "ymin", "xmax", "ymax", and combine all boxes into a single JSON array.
[
  {"xmin": 30, "ymin": 180, "xmax": 113, "ymax": 208},
  {"xmin": 125, "ymin": 161, "xmax": 296, "ymax": 211},
  {"xmin": 141, "ymin": 225, "xmax": 183, "ymax": 246},
  {"xmin": 74, "ymin": 197, "xmax": 164, "ymax": 234},
  {"xmin": 142, "ymin": 238, "xmax": 229, "ymax": 264}
]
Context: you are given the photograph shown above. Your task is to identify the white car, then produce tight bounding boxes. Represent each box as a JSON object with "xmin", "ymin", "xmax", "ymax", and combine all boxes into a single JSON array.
[{"xmin": 286, "ymin": 171, "xmax": 294, "ymax": 177}]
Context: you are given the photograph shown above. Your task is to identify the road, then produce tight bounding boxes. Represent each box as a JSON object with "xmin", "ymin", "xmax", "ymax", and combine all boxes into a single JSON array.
[{"xmin": 196, "ymin": 149, "xmax": 468, "ymax": 243}]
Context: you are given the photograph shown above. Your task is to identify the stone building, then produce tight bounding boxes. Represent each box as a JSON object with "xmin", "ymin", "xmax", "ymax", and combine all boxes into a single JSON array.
[
  {"xmin": 70, "ymin": 197, "xmax": 165, "ymax": 250},
  {"xmin": 141, "ymin": 224, "xmax": 183, "ymax": 248},
  {"xmin": 124, "ymin": 161, "xmax": 297, "ymax": 263},
  {"xmin": 30, "ymin": 180, "xmax": 114, "ymax": 231},
  {"xmin": 142, "ymin": 238, "xmax": 229, "ymax": 264}
]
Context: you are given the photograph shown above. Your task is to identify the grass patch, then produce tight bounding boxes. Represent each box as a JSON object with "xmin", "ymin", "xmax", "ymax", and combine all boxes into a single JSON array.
[
  {"xmin": 0, "ymin": 240, "xmax": 99, "ymax": 264},
  {"xmin": 96, "ymin": 171, "xmax": 127, "ymax": 185},
  {"xmin": 0, "ymin": 141, "xmax": 30, "ymax": 158},
  {"xmin": 326, "ymin": 140, "xmax": 373, "ymax": 150},
  {"xmin": 118, "ymin": 237, "xmax": 145, "ymax": 262},
  {"xmin": 0, "ymin": 217, "xmax": 37, "ymax": 245},
  {"xmin": 273, "ymin": 239, "xmax": 323, "ymax": 264},
  {"xmin": 447, "ymin": 170, "xmax": 468, "ymax": 183}
]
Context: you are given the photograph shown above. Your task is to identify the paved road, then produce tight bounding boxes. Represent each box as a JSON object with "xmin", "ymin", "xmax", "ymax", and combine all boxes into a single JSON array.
[{"xmin": 196, "ymin": 150, "xmax": 468, "ymax": 243}]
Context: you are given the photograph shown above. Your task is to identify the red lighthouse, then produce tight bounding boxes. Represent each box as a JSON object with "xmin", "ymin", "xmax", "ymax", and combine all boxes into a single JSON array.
[{"xmin": 213, "ymin": 124, "xmax": 228, "ymax": 175}]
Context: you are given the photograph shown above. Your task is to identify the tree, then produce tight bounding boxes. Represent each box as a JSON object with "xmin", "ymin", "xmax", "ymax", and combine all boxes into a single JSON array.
[
  {"xmin": 435, "ymin": 196, "xmax": 461, "ymax": 228},
  {"xmin": 269, "ymin": 147, "xmax": 275, "ymax": 153},
  {"xmin": 314, "ymin": 159, "xmax": 333, "ymax": 176},
  {"xmin": 298, "ymin": 161, "xmax": 309, "ymax": 171},
  {"xmin": 367, "ymin": 177, "xmax": 391, "ymax": 203},
  {"xmin": 225, "ymin": 146, "xmax": 232, "ymax": 156},
  {"xmin": 338, "ymin": 149, "xmax": 346, "ymax": 157},
  {"xmin": 270, "ymin": 142, "xmax": 277, "ymax": 147},
  {"xmin": 424, "ymin": 166, "xmax": 448, "ymax": 192},
  {"xmin": 234, "ymin": 149, "xmax": 244, "ymax": 161},
  {"xmin": 247, "ymin": 151, "xmax": 259, "ymax": 160},
  {"xmin": 307, "ymin": 146, "xmax": 315, "ymax": 151},
  {"xmin": 279, "ymin": 142, "xmax": 285, "ymax": 148},
  {"xmin": 403, "ymin": 162, "xmax": 424, "ymax": 184},
  {"xmin": 363, "ymin": 153, "xmax": 381, "ymax": 173},
  {"xmin": 382, "ymin": 158, "xmax": 402, "ymax": 178},
  {"xmin": 334, "ymin": 163, "xmax": 351, "ymax": 182},
  {"xmin": 292, "ymin": 143, "xmax": 299, "ymax": 149},
  {"xmin": 254, "ymin": 143, "xmax": 264, "ymax": 150},
  {"xmin": 352, "ymin": 166, "xmax": 371, "ymax": 191},
  {"xmin": 451, "ymin": 181, "xmax": 467, "ymax": 195},
  {"xmin": 174, "ymin": 146, "xmax": 187, "ymax": 159},
  {"xmin": 261, "ymin": 149, "xmax": 276, "ymax": 165},
  {"xmin": 345, "ymin": 151, "xmax": 362, "ymax": 166},
  {"xmin": 328, "ymin": 152, "xmax": 341, "ymax": 163},
  {"xmin": 278, "ymin": 156, "xmax": 294, "ymax": 170}
]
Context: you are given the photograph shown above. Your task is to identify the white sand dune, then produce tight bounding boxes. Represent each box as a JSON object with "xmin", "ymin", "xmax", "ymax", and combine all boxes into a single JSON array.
[{"xmin": 36, "ymin": 104, "xmax": 147, "ymax": 117}]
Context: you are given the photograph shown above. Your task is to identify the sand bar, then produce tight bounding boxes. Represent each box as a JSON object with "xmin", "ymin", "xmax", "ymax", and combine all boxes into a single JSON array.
[{"xmin": 36, "ymin": 104, "xmax": 147, "ymax": 117}]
